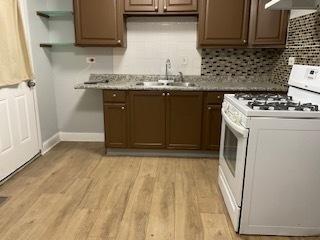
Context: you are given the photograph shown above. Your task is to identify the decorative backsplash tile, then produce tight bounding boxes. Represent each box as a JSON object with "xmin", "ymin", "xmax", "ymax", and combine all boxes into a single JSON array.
[
  {"xmin": 201, "ymin": 48, "xmax": 283, "ymax": 78},
  {"xmin": 287, "ymin": 11, "xmax": 320, "ymax": 47},
  {"xmin": 271, "ymin": 11, "xmax": 320, "ymax": 86}
]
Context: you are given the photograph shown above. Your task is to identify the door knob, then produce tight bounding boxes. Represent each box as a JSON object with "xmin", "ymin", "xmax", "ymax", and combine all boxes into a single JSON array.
[{"xmin": 27, "ymin": 80, "xmax": 36, "ymax": 88}]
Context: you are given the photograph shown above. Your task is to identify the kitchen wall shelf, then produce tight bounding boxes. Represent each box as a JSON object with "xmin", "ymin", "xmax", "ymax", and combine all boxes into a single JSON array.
[
  {"xmin": 36, "ymin": 11, "xmax": 73, "ymax": 18},
  {"xmin": 40, "ymin": 43, "xmax": 74, "ymax": 48}
]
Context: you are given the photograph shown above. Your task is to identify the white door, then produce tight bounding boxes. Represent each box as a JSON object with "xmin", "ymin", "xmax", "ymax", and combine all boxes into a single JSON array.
[{"xmin": 0, "ymin": 82, "xmax": 39, "ymax": 181}]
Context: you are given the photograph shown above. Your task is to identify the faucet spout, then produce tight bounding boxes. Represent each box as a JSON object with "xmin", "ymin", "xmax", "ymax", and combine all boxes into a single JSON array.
[{"xmin": 165, "ymin": 59, "xmax": 171, "ymax": 80}]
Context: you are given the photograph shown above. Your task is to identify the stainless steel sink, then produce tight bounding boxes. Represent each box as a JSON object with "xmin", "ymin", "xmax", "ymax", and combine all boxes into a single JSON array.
[
  {"xmin": 166, "ymin": 82, "xmax": 196, "ymax": 87},
  {"xmin": 136, "ymin": 81, "xmax": 165, "ymax": 86},
  {"xmin": 136, "ymin": 81, "xmax": 197, "ymax": 88}
]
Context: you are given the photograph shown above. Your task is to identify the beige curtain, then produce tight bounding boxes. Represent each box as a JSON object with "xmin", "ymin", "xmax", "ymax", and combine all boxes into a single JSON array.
[{"xmin": 0, "ymin": 0, "xmax": 33, "ymax": 87}]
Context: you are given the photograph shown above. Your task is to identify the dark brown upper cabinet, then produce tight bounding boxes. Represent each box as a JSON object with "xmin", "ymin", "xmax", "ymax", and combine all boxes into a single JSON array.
[
  {"xmin": 248, "ymin": 0, "xmax": 289, "ymax": 47},
  {"xmin": 129, "ymin": 91, "xmax": 166, "ymax": 149},
  {"xmin": 124, "ymin": 0, "xmax": 198, "ymax": 14},
  {"xmin": 73, "ymin": 0, "xmax": 125, "ymax": 47},
  {"xmin": 164, "ymin": 0, "xmax": 198, "ymax": 12},
  {"xmin": 198, "ymin": 0, "xmax": 251, "ymax": 47},
  {"xmin": 166, "ymin": 92, "xmax": 203, "ymax": 150},
  {"xmin": 125, "ymin": 0, "xmax": 159, "ymax": 12}
]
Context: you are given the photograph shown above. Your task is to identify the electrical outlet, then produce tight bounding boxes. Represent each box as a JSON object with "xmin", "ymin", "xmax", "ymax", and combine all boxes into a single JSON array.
[
  {"xmin": 86, "ymin": 57, "xmax": 96, "ymax": 64},
  {"xmin": 288, "ymin": 57, "xmax": 295, "ymax": 66},
  {"xmin": 181, "ymin": 56, "xmax": 188, "ymax": 66}
]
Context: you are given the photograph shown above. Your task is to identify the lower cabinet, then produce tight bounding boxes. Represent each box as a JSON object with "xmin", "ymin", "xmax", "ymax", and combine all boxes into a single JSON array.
[
  {"xmin": 166, "ymin": 92, "xmax": 203, "ymax": 149},
  {"xmin": 104, "ymin": 103, "xmax": 128, "ymax": 148},
  {"xmin": 103, "ymin": 90, "xmax": 286, "ymax": 151},
  {"xmin": 203, "ymin": 105, "xmax": 222, "ymax": 151},
  {"xmin": 129, "ymin": 91, "xmax": 166, "ymax": 149}
]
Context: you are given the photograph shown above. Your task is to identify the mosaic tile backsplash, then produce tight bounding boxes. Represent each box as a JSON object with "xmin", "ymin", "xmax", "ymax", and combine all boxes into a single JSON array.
[
  {"xmin": 201, "ymin": 49, "xmax": 282, "ymax": 78},
  {"xmin": 272, "ymin": 10, "xmax": 320, "ymax": 86}
]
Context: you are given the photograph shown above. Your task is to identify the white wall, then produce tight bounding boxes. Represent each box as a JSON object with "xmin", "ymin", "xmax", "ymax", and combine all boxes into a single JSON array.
[
  {"xmin": 114, "ymin": 17, "xmax": 201, "ymax": 75},
  {"xmin": 51, "ymin": 47, "xmax": 112, "ymax": 134},
  {"xmin": 25, "ymin": 0, "xmax": 59, "ymax": 143}
]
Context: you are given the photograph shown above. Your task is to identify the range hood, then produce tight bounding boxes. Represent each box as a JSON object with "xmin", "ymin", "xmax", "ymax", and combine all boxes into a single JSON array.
[{"xmin": 265, "ymin": 0, "xmax": 320, "ymax": 10}]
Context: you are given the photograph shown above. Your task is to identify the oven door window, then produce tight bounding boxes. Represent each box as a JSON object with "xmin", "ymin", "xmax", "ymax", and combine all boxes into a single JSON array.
[{"xmin": 223, "ymin": 125, "xmax": 238, "ymax": 176}]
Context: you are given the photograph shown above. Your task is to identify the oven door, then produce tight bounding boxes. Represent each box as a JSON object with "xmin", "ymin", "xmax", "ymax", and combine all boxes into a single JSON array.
[{"xmin": 219, "ymin": 108, "xmax": 249, "ymax": 206}]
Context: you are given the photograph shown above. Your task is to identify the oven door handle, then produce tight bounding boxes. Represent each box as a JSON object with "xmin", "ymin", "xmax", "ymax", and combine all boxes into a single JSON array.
[{"xmin": 221, "ymin": 109, "xmax": 249, "ymax": 138}]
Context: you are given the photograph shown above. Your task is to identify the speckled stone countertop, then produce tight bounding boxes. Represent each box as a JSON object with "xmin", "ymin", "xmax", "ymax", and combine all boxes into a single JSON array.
[{"xmin": 75, "ymin": 74, "xmax": 288, "ymax": 92}]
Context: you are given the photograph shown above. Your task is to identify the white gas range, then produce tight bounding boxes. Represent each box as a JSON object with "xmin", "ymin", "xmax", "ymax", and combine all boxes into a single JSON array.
[{"xmin": 218, "ymin": 65, "xmax": 320, "ymax": 237}]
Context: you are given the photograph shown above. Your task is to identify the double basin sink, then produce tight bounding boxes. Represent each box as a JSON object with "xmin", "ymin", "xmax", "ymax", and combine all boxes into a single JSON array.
[{"xmin": 136, "ymin": 81, "xmax": 196, "ymax": 88}]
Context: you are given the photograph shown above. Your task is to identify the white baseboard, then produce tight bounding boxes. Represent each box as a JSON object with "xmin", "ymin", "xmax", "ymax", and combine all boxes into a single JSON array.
[
  {"xmin": 42, "ymin": 132, "xmax": 104, "ymax": 155},
  {"xmin": 59, "ymin": 132, "xmax": 104, "ymax": 142},
  {"xmin": 42, "ymin": 133, "xmax": 61, "ymax": 155}
]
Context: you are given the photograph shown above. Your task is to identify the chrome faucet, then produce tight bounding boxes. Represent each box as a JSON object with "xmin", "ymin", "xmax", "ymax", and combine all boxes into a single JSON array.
[
  {"xmin": 165, "ymin": 59, "xmax": 171, "ymax": 80},
  {"xmin": 178, "ymin": 72, "xmax": 184, "ymax": 82}
]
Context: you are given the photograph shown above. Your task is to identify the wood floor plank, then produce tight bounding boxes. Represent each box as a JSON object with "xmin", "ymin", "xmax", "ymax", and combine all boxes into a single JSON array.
[
  {"xmin": 175, "ymin": 159, "xmax": 204, "ymax": 240},
  {"xmin": 145, "ymin": 159, "xmax": 176, "ymax": 240},
  {"xmin": 115, "ymin": 158, "xmax": 158, "ymax": 240},
  {"xmin": 88, "ymin": 158, "xmax": 142, "ymax": 239},
  {"xmin": 201, "ymin": 213, "xmax": 233, "ymax": 240}
]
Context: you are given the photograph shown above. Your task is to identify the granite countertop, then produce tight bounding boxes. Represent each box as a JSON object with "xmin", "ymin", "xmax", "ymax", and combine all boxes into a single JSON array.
[{"xmin": 75, "ymin": 74, "xmax": 288, "ymax": 92}]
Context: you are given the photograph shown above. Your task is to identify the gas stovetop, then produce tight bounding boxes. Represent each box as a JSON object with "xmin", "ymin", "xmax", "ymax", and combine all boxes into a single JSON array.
[{"xmin": 234, "ymin": 93, "xmax": 319, "ymax": 112}]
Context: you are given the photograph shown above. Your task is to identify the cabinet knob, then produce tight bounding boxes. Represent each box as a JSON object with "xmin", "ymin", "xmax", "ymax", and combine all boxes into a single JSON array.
[
  {"xmin": 208, "ymin": 107, "xmax": 212, "ymax": 110},
  {"xmin": 162, "ymin": 93, "xmax": 166, "ymax": 96},
  {"xmin": 243, "ymin": 39, "xmax": 247, "ymax": 43},
  {"xmin": 121, "ymin": 107, "xmax": 125, "ymax": 110},
  {"xmin": 155, "ymin": 6, "xmax": 158, "ymax": 11},
  {"xmin": 113, "ymin": 94, "xmax": 117, "ymax": 97},
  {"xmin": 217, "ymin": 96, "xmax": 221, "ymax": 99},
  {"xmin": 117, "ymin": 40, "xmax": 121, "ymax": 44},
  {"xmin": 167, "ymin": 93, "xmax": 170, "ymax": 96}
]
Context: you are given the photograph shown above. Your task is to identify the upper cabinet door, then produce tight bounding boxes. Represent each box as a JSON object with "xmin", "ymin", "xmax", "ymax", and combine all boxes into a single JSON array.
[
  {"xmin": 198, "ymin": 0, "xmax": 250, "ymax": 47},
  {"xmin": 249, "ymin": 0, "xmax": 289, "ymax": 47},
  {"xmin": 74, "ymin": 0, "xmax": 124, "ymax": 46},
  {"xmin": 125, "ymin": 0, "xmax": 159, "ymax": 12},
  {"xmin": 164, "ymin": 0, "xmax": 198, "ymax": 12}
]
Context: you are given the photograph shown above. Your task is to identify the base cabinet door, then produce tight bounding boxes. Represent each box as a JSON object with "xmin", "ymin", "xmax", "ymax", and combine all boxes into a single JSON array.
[
  {"xmin": 166, "ymin": 92, "xmax": 203, "ymax": 150},
  {"xmin": 249, "ymin": 0, "xmax": 289, "ymax": 47},
  {"xmin": 73, "ymin": 0, "xmax": 124, "ymax": 46},
  {"xmin": 203, "ymin": 104, "xmax": 222, "ymax": 150},
  {"xmin": 164, "ymin": 0, "xmax": 198, "ymax": 12},
  {"xmin": 129, "ymin": 91, "xmax": 166, "ymax": 148},
  {"xmin": 104, "ymin": 103, "xmax": 127, "ymax": 148},
  {"xmin": 125, "ymin": 0, "xmax": 159, "ymax": 12},
  {"xmin": 199, "ymin": 0, "xmax": 250, "ymax": 46}
]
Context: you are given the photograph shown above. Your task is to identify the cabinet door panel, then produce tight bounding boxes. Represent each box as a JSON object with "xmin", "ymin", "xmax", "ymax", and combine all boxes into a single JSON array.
[
  {"xmin": 165, "ymin": 0, "xmax": 197, "ymax": 12},
  {"xmin": 203, "ymin": 105, "xmax": 222, "ymax": 150},
  {"xmin": 104, "ymin": 103, "xmax": 127, "ymax": 148},
  {"xmin": 199, "ymin": 0, "xmax": 250, "ymax": 46},
  {"xmin": 125, "ymin": 0, "xmax": 159, "ymax": 12},
  {"xmin": 166, "ymin": 92, "xmax": 203, "ymax": 150},
  {"xmin": 74, "ymin": 0, "xmax": 123, "ymax": 46},
  {"xmin": 129, "ymin": 91, "xmax": 166, "ymax": 148},
  {"xmin": 249, "ymin": 0, "xmax": 289, "ymax": 46}
]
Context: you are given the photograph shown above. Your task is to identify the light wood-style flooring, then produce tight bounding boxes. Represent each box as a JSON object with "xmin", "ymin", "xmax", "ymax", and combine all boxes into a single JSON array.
[{"xmin": 0, "ymin": 142, "xmax": 318, "ymax": 240}]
